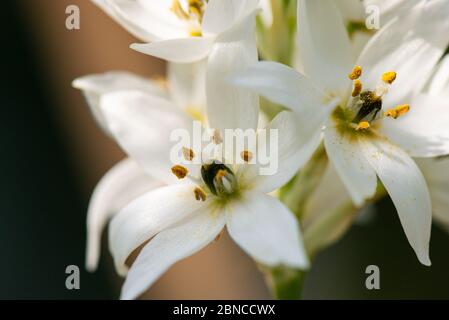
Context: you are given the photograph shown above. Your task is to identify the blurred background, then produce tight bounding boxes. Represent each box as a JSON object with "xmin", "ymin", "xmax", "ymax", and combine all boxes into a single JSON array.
[{"xmin": 2, "ymin": 0, "xmax": 449, "ymax": 299}]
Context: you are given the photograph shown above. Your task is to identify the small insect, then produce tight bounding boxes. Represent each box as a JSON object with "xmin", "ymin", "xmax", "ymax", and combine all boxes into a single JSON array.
[
  {"xmin": 201, "ymin": 161, "xmax": 237, "ymax": 196},
  {"xmin": 352, "ymin": 90, "xmax": 383, "ymax": 124}
]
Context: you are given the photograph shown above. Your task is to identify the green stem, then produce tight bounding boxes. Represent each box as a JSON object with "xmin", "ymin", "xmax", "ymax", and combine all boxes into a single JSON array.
[
  {"xmin": 281, "ymin": 145, "xmax": 328, "ymax": 219},
  {"xmin": 264, "ymin": 265, "xmax": 306, "ymax": 300}
]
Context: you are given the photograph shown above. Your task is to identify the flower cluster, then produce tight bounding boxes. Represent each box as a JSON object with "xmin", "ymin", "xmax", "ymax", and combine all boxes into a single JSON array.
[{"xmin": 74, "ymin": 0, "xmax": 449, "ymax": 299}]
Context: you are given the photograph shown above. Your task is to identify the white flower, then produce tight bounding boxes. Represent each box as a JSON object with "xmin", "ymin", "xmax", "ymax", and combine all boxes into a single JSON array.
[
  {"xmin": 230, "ymin": 0, "xmax": 449, "ymax": 265},
  {"xmin": 75, "ymin": 13, "xmax": 311, "ymax": 299},
  {"xmin": 92, "ymin": 0, "xmax": 260, "ymax": 63}
]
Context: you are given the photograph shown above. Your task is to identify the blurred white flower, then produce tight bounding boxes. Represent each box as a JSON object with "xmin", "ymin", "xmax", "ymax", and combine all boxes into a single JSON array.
[
  {"xmin": 92, "ymin": 0, "xmax": 260, "ymax": 63},
  {"xmin": 230, "ymin": 0, "xmax": 449, "ymax": 265},
  {"xmin": 416, "ymin": 55, "xmax": 449, "ymax": 229}
]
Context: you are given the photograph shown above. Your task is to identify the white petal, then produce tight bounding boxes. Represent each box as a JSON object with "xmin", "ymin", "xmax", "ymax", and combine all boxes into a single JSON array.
[
  {"xmin": 418, "ymin": 158, "xmax": 449, "ymax": 229},
  {"xmin": 202, "ymin": 0, "xmax": 259, "ymax": 36},
  {"xmin": 242, "ymin": 111, "xmax": 323, "ymax": 193},
  {"xmin": 380, "ymin": 94, "xmax": 449, "ymax": 157},
  {"xmin": 120, "ymin": 209, "xmax": 225, "ymax": 300},
  {"xmin": 93, "ymin": 0, "xmax": 188, "ymax": 41},
  {"xmin": 226, "ymin": 191, "xmax": 309, "ymax": 269},
  {"xmin": 358, "ymin": 0, "xmax": 449, "ymax": 106},
  {"xmin": 297, "ymin": 0, "xmax": 354, "ymax": 95},
  {"xmin": 258, "ymin": 0, "xmax": 273, "ymax": 28},
  {"xmin": 131, "ymin": 37, "xmax": 215, "ymax": 63},
  {"xmin": 324, "ymin": 123, "xmax": 377, "ymax": 207},
  {"xmin": 86, "ymin": 158, "xmax": 161, "ymax": 272},
  {"xmin": 109, "ymin": 183, "xmax": 209, "ymax": 275},
  {"xmin": 92, "ymin": 0, "xmax": 157, "ymax": 41},
  {"xmin": 228, "ymin": 61, "xmax": 332, "ymax": 114},
  {"xmin": 99, "ymin": 90, "xmax": 195, "ymax": 184},
  {"xmin": 167, "ymin": 60, "xmax": 207, "ymax": 115},
  {"xmin": 206, "ymin": 15, "xmax": 259, "ymax": 130},
  {"xmin": 363, "ymin": 0, "xmax": 416, "ymax": 26},
  {"xmin": 72, "ymin": 71, "xmax": 166, "ymax": 133},
  {"xmin": 359, "ymin": 138, "xmax": 432, "ymax": 266},
  {"xmin": 428, "ymin": 55, "xmax": 449, "ymax": 95}
]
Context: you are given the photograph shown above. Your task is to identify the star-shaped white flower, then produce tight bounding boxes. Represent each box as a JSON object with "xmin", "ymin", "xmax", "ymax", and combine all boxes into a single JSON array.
[
  {"xmin": 92, "ymin": 0, "xmax": 260, "ymax": 63},
  {"xmin": 230, "ymin": 0, "xmax": 449, "ymax": 265}
]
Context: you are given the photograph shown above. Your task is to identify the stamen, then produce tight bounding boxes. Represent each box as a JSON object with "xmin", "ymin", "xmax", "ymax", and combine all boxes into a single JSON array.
[
  {"xmin": 382, "ymin": 71, "xmax": 397, "ymax": 84},
  {"xmin": 182, "ymin": 147, "xmax": 195, "ymax": 161},
  {"xmin": 349, "ymin": 66, "xmax": 363, "ymax": 80},
  {"xmin": 384, "ymin": 104, "xmax": 410, "ymax": 119},
  {"xmin": 240, "ymin": 150, "xmax": 253, "ymax": 162},
  {"xmin": 194, "ymin": 187, "xmax": 207, "ymax": 202},
  {"xmin": 188, "ymin": 0, "xmax": 205, "ymax": 20},
  {"xmin": 356, "ymin": 121, "xmax": 370, "ymax": 131},
  {"xmin": 171, "ymin": 165, "xmax": 188, "ymax": 179},
  {"xmin": 189, "ymin": 29, "xmax": 202, "ymax": 37},
  {"xmin": 352, "ymin": 80, "xmax": 362, "ymax": 97}
]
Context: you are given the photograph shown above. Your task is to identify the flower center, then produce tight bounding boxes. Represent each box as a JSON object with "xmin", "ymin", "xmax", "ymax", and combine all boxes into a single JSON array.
[
  {"xmin": 171, "ymin": 0, "xmax": 207, "ymax": 37},
  {"xmin": 201, "ymin": 161, "xmax": 238, "ymax": 197},
  {"xmin": 335, "ymin": 65, "xmax": 411, "ymax": 134}
]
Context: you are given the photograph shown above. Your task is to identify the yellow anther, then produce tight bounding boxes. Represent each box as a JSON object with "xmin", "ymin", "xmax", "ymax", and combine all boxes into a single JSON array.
[
  {"xmin": 349, "ymin": 66, "xmax": 363, "ymax": 80},
  {"xmin": 189, "ymin": 29, "xmax": 202, "ymax": 37},
  {"xmin": 171, "ymin": 165, "xmax": 188, "ymax": 179},
  {"xmin": 240, "ymin": 150, "xmax": 253, "ymax": 162},
  {"xmin": 385, "ymin": 104, "xmax": 410, "ymax": 119},
  {"xmin": 395, "ymin": 104, "xmax": 410, "ymax": 117},
  {"xmin": 194, "ymin": 187, "xmax": 207, "ymax": 202},
  {"xmin": 382, "ymin": 71, "xmax": 397, "ymax": 84},
  {"xmin": 182, "ymin": 147, "xmax": 195, "ymax": 161},
  {"xmin": 356, "ymin": 121, "xmax": 370, "ymax": 131},
  {"xmin": 352, "ymin": 80, "xmax": 362, "ymax": 97}
]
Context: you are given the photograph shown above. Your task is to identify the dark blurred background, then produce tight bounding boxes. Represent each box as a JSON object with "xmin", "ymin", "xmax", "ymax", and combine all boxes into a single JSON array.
[{"xmin": 1, "ymin": 0, "xmax": 448, "ymax": 299}]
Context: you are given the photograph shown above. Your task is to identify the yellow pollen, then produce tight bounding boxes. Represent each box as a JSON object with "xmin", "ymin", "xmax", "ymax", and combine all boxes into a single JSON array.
[
  {"xmin": 182, "ymin": 147, "xmax": 195, "ymax": 161},
  {"xmin": 382, "ymin": 71, "xmax": 397, "ymax": 84},
  {"xmin": 349, "ymin": 66, "xmax": 363, "ymax": 80},
  {"xmin": 356, "ymin": 121, "xmax": 370, "ymax": 131},
  {"xmin": 188, "ymin": 0, "xmax": 205, "ymax": 19},
  {"xmin": 189, "ymin": 29, "xmax": 202, "ymax": 37},
  {"xmin": 240, "ymin": 150, "xmax": 253, "ymax": 162},
  {"xmin": 352, "ymin": 80, "xmax": 363, "ymax": 97},
  {"xmin": 171, "ymin": 165, "xmax": 188, "ymax": 179},
  {"xmin": 385, "ymin": 104, "xmax": 410, "ymax": 119},
  {"xmin": 194, "ymin": 187, "xmax": 207, "ymax": 202}
]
